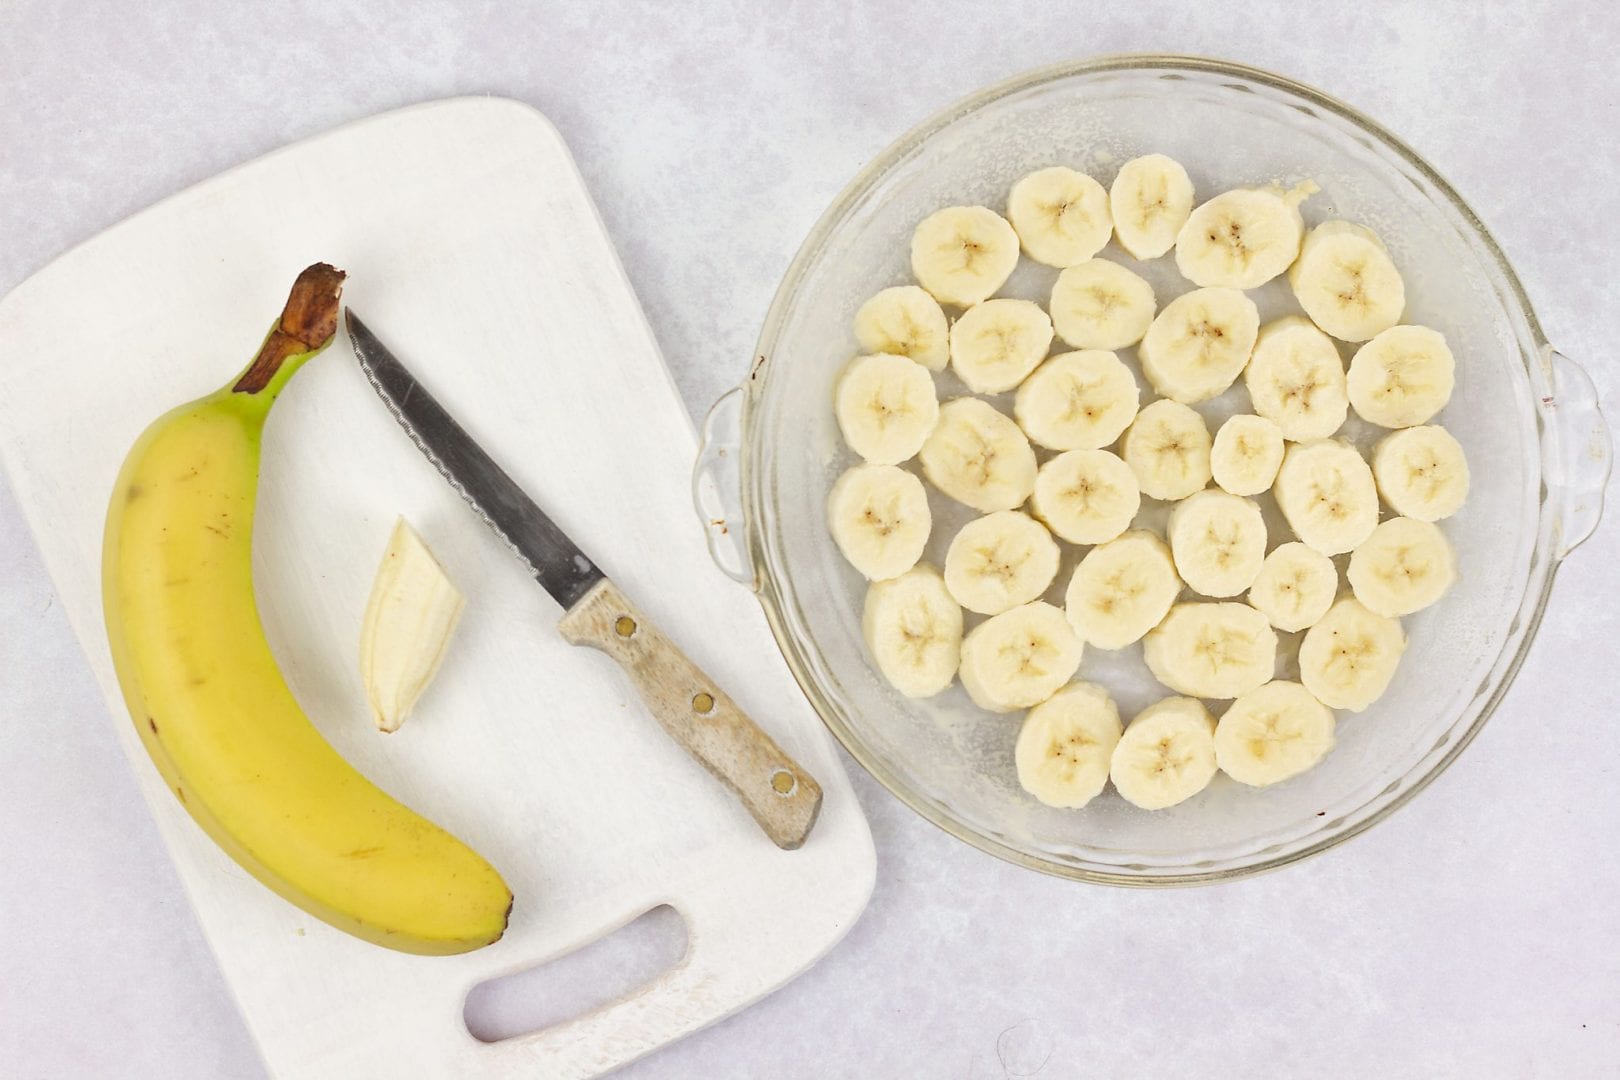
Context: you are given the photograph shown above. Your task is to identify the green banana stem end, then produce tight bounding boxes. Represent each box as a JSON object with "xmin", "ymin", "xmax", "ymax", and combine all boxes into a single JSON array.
[{"xmin": 232, "ymin": 263, "xmax": 347, "ymax": 396}]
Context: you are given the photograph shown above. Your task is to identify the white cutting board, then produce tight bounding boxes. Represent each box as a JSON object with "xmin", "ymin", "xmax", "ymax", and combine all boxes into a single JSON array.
[{"xmin": 0, "ymin": 97, "xmax": 874, "ymax": 1079}]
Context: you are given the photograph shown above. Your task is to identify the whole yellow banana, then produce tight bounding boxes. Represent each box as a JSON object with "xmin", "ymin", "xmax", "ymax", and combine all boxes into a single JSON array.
[{"xmin": 102, "ymin": 265, "xmax": 511, "ymax": 955}]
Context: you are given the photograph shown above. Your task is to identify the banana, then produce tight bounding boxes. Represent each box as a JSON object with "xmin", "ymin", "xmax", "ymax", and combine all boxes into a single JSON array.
[
  {"xmin": 1167, "ymin": 490, "xmax": 1267, "ymax": 598},
  {"xmin": 1174, "ymin": 186, "xmax": 1308, "ymax": 289},
  {"xmin": 827, "ymin": 463, "xmax": 932, "ymax": 580},
  {"xmin": 1273, "ymin": 439, "xmax": 1379, "ymax": 556},
  {"xmin": 1346, "ymin": 324, "xmax": 1456, "ymax": 428},
  {"xmin": 943, "ymin": 510, "xmax": 1061, "ymax": 615},
  {"xmin": 1247, "ymin": 542, "xmax": 1338, "ymax": 632},
  {"xmin": 919, "ymin": 398, "xmax": 1038, "ymax": 513},
  {"xmin": 102, "ymin": 265, "xmax": 512, "ymax": 955},
  {"xmin": 854, "ymin": 285, "xmax": 951, "ymax": 371},
  {"xmin": 1030, "ymin": 448, "xmax": 1140, "ymax": 545},
  {"xmin": 1048, "ymin": 258, "xmax": 1157, "ymax": 350},
  {"xmin": 359, "ymin": 518, "xmax": 465, "ymax": 734},
  {"xmin": 949, "ymin": 298, "xmax": 1054, "ymax": 394},
  {"xmin": 862, "ymin": 564, "xmax": 964, "ymax": 698},
  {"xmin": 1297, "ymin": 597, "xmax": 1406, "ymax": 712},
  {"xmin": 1007, "ymin": 166, "xmax": 1112, "ymax": 268},
  {"xmin": 910, "ymin": 205, "xmax": 1021, "ymax": 307},
  {"xmin": 1138, "ymin": 287, "xmax": 1260, "ymax": 404},
  {"xmin": 1288, "ymin": 221, "xmax": 1406, "ymax": 342},
  {"xmin": 1143, "ymin": 602, "xmax": 1278, "ymax": 699},
  {"xmin": 1013, "ymin": 350, "xmax": 1139, "ymax": 452},
  {"xmin": 1213, "ymin": 681, "xmax": 1336, "ymax": 787},
  {"xmin": 1120, "ymin": 398, "xmax": 1213, "ymax": 501},
  {"xmin": 1109, "ymin": 153, "xmax": 1195, "ymax": 260},
  {"xmin": 1210, "ymin": 414, "xmax": 1284, "ymax": 496},
  {"xmin": 1063, "ymin": 530, "xmax": 1181, "ymax": 649},
  {"xmin": 1109, "ymin": 696, "xmax": 1219, "ymax": 810},
  {"xmin": 834, "ymin": 353, "xmax": 940, "ymax": 464},
  {"xmin": 1243, "ymin": 316, "xmax": 1350, "ymax": 441},
  {"xmin": 1346, "ymin": 516, "xmax": 1457, "ymax": 617},
  {"xmin": 1014, "ymin": 681, "xmax": 1122, "ymax": 809},
  {"xmin": 958, "ymin": 601, "xmax": 1084, "ymax": 713},
  {"xmin": 1371, "ymin": 425, "xmax": 1470, "ymax": 522}
]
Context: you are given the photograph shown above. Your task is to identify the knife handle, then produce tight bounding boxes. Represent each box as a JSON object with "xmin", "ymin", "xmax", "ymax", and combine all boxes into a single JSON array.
[{"xmin": 557, "ymin": 578, "xmax": 823, "ymax": 849}]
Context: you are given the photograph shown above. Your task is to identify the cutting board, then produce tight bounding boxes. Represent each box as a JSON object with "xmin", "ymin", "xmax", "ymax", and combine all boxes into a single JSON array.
[{"xmin": 0, "ymin": 97, "xmax": 874, "ymax": 1078}]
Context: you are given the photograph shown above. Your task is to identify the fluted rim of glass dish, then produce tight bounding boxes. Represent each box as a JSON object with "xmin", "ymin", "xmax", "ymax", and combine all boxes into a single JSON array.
[{"xmin": 742, "ymin": 54, "xmax": 1562, "ymax": 886}]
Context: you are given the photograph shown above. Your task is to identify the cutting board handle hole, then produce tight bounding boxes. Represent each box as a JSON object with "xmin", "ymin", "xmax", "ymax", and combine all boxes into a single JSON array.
[{"xmin": 463, "ymin": 904, "xmax": 689, "ymax": 1043}]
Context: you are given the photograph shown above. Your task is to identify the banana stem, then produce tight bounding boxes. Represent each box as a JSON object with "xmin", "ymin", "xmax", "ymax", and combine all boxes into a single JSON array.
[{"xmin": 232, "ymin": 263, "xmax": 347, "ymax": 395}]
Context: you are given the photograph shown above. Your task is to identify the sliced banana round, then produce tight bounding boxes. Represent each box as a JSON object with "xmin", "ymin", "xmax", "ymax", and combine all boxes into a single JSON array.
[
  {"xmin": 1298, "ymin": 597, "xmax": 1406, "ymax": 712},
  {"xmin": 1347, "ymin": 517, "xmax": 1456, "ymax": 617},
  {"xmin": 919, "ymin": 398, "xmax": 1038, "ymax": 513},
  {"xmin": 1120, "ymin": 398, "xmax": 1213, "ymax": 501},
  {"xmin": 1015, "ymin": 681, "xmax": 1123, "ymax": 809},
  {"xmin": 1143, "ymin": 601, "xmax": 1278, "ymax": 700},
  {"xmin": 1273, "ymin": 439, "xmax": 1379, "ymax": 556},
  {"xmin": 943, "ymin": 510, "xmax": 1061, "ymax": 616},
  {"xmin": 949, "ymin": 298, "xmax": 1054, "ymax": 394},
  {"xmin": 1138, "ymin": 287, "xmax": 1260, "ymax": 404},
  {"xmin": 1049, "ymin": 259, "xmax": 1157, "ymax": 350},
  {"xmin": 1372, "ymin": 425, "xmax": 1470, "ymax": 522},
  {"xmin": 1110, "ymin": 153, "xmax": 1195, "ymax": 260},
  {"xmin": 1168, "ymin": 490, "xmax": 1268, "ymax": 598},
  {"xmin": 833, "ymin": 353, "xmax": 940, "ymax": 465},
  {"xmin": 1174, "ymin": 187, "xmax": 1306, "ymax": 289},
  {"xmin": 910, "ymin": 206, "xmax": 1021, "ymax": 308},
  {"xmin": 854, "ymin": 285, "xmax": 951, "ymax": 372},
  {"xmin": 1244, "ymin": 316, "xmax": 1350, "ymax": 441},
  {"xmin": 1347, "ymin": 324, "xmax": 1456, "ymax": 429},
  {"xmin": 862, "ymin": 564, "xmax": 963, "ymax": 698},
  {"xmin": 1007, "ymin": 166, "xmax": 1112, "ymax": 268},
  {"xmin": 1013, "ymin": 350, "xmax": 1140, "ymax": 452},
  {"xmin": 1214, "ymin": 681, "xmax": 1336, "ymax": 788},
  {"xmin": 1064, "ymin": 530, "xmax": 1181, "ymax": 649},
  {"xmin": 1109, "ymin": 696, "xmax": 1218, "ymax": 810},
  {"xmin": 958, "ymin": 601, "xmax": 1084, "ymax": 714},
  {"xmin": 1247, "ymin": 542, "xmax": 1338, "ymax": 632},
  {"xmin": 1210, "ymin": 414, "xmax": 1284, "ymax": 496},
  {"xmin": 827, "ymin": 463, "xmax": 931, "ymax": 581},
  {"xmin": 1031, "ymin": 448, "xmax": 1140, "ymax": 546},
  {"xmin": 1288, "ymin": 221, "xmax": 1406, "ymax": 343}
]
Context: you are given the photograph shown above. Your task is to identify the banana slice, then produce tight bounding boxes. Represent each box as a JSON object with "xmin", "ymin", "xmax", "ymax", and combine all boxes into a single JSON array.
[
  {"xmin": 1244, "ymin": 316, "xmax": 1350, "ymax": 441},
  {"xmin": 1210, "ymin": 414, "xmax": 1284, "ymax": 496},
  {"xmin": 1288, "ymin": 221, "xmax": 1406, "ymax": 343},
  {"xmin": 1174, "ymin": 187, "xmax": 1306, "ymax": 289},
  {"xmin": 1007, "ymin": 166, "xmax": 1112, "ymax": 268},
  {"xmin": 949, "ymin": 298, "xmax": 1054, "ymax": 394},
  {"xmin": 1120, "ymin": 398, "xmax": 1213, "ymax": 501},
  {"xmin": 1214, "ymin": 681, "xmax": 1336, "ymax": 787},
  {"xmin": 1298, "ymin": 597, "xmax": 1406, "ymax": 712},
  {"xmin": 958, "ymin": 601, "xmax": 1084, "ymax": 713},
  {"xmin": 910, "ymin": 206, "xmax": 1021, "ymax": 307},
  {"xmin": 1013, "ymin": 350, "xmax": 1140, "ymax": 452},
  {"xmin": 1064, "ymin": 530, "xmax": 1181, "ymax": 649},
  {"xmin": 834, "ymin": 353, "xmax": 940, "ymax": 465},
  {"xmin": 1049, "ymin": 259, "xmax": 1157, "ymax": 350},
  {"xmin": 1014, "ymin": 681, "xmax": 1123, "ymax": 809},
  {"xmin": 827, "ymin": 463, "xmax": 932, "ymax": 581},
  {"xmin": 1247, "ymin": 542, "xmax": 1338, "ymax": 632},
  {"xmin": 1346, "ymin": 517, "xmax": 1456, "ymax": 617},
  {"xmin": 1167, "ymin": 490, "xmax": 1267, "ymax": 598},
  {"xmin": 1143, "ymin": 601, "xmax": 1278, "ymax": 699},
  {"xmin": 1031, "ymin": 448, "xmax": 1140, "ymax": 546},
  {"xmin": 919, "ymin": 398, "xmax": 1038, "ymax": 513},
  {"xmin": 1347, "ymin": 324, "xmax": 1456, "ymax": 428},
  {"xmin": 1110, "ymin": 154, "xmax": 1195, "ymax": 260},
  {"xmin": 1273, "ymin": 439, "xmax": 1379, "ymax": 556},
  {"xmin": 943, "ymin": 510, "xmax": 1061, "ymax": 615},
  {"xmin": 854, "ymin": 285, "xmax": 951, "ymax": 372},
  {"xmin": 1371, "ymin": 425, "xmax": 1470, "ymax": 521},
  {"xmin": 862, "ymin": 564, "xmax": 964, "ymax": 698},
  {"xmin": 1109, "ymin": 696, "xmax": 1219, "ymax": 810},
  {"xmin": 1138, "ymin": 287, "xmax": 1260, "ymax": 404}
]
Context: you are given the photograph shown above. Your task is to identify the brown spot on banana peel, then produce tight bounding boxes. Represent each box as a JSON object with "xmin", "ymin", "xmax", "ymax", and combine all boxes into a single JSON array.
[
  {"xmin": 126, "ymin": 483, "xmax": 144, "ymax": 501},
  {"xmin": 147, "ymin": 716, "xmax": 158, "ymax": 735},
  {"xmin": 344, "ymin": 846, "xmax": 385, "ymax": 859},
  {"xmin": 231, "ymin": 263, "xmax": 347, "ymax": 394}
]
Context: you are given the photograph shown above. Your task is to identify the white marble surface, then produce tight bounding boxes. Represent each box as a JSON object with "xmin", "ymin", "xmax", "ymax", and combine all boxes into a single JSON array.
[{"xmin": 2, "ymin": 2, "xmax": 1616, "ymax": 1077}]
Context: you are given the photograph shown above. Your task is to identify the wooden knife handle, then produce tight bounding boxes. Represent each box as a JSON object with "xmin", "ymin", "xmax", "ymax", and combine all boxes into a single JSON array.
[{"xmin": 557, "ymin": 578, "xmax": 823, "ymax": 849}]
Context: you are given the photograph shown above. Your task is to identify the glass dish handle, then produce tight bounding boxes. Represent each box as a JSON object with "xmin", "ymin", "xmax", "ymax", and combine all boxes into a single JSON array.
[
  {"xmin": 1540, "ymin": 348, "xmax": 1612, "ymax": 560},
  {"xmin": 692, "ymin": 384, "xmax": 755, "ymax": 586}
]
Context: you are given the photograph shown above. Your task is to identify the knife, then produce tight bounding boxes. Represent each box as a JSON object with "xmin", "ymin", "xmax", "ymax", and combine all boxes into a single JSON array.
[{"xmin": 346, "ymin": 311, "xmax": 822, "ymax": 849}]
